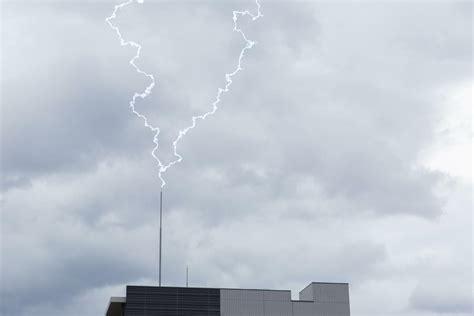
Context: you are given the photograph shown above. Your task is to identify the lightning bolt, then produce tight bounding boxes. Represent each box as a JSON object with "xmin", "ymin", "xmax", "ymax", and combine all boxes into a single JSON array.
[{"xmin": 106, "ymin": 0, "xmax": 262, "ymax": 187}]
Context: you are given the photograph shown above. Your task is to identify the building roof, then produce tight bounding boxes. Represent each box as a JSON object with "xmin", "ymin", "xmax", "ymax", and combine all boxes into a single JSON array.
[{"xmin": 105, "ymin": 296, "xmax": 125, "ymax": 316}]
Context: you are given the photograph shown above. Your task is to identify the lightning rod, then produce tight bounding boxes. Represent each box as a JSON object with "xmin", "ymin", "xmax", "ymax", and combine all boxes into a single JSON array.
[{"xmin": 159, "ymin": 189, "xmax": 163, "ymax": 286}]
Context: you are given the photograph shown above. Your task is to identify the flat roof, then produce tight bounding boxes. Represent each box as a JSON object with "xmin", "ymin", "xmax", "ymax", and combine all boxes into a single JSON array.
[
  {"xmin": 127, "ymin": 284, "xmax": 290, "ymax": 293},
  {"xmin": 299, "ymin": 281, "xmax": 349, "ymax": 294}
]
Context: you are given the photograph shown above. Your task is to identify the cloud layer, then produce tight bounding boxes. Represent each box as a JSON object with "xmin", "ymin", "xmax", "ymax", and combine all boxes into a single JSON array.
[{"xmin": 1, "ymin": 1, "xmax": 472, "ymax": 316}]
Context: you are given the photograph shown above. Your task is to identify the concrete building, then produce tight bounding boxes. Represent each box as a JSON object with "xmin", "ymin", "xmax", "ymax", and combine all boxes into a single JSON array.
[{"xmin": 106, "ymin": 282, "xmax": 350, "ymax": 316}]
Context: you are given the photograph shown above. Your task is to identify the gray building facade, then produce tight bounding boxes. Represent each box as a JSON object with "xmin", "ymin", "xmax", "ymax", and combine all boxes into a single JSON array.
[{"xmin": 106, "ymin": 282, "xmax": 350, "ymax": 316}]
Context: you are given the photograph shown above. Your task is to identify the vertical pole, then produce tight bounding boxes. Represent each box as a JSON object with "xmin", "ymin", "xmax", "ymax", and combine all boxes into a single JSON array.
[
  {"xmin": 186, "ymin": 265, "xmax": 189, "ymax": 287},
  {"xmin": 159, "ymin": 189, "xmax": 163, "ymax": 286}
]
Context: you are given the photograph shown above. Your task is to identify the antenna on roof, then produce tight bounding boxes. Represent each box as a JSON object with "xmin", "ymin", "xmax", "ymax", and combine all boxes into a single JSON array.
[
  {"xmin": 186, "ymin": 265, "xmax": 189, "ymax": 287},
  {"xmin": 159, "ymin": 189, "xmax": 163, "ymax": 286}
]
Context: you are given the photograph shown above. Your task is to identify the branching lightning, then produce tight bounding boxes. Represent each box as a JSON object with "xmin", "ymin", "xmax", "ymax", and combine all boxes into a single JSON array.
[{"xmin": 106, "ymin": 0, "xmax": 262, "ymax": 188}]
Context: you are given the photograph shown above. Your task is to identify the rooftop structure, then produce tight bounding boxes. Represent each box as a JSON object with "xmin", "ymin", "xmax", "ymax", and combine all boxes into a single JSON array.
[{"xmin": 106, "ymin": 282, "xmax": 350, "ymax": 316}]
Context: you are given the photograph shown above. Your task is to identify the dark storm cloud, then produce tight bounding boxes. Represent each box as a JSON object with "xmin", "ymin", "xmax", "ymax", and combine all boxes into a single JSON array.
[
  {"xmin": 170, "ymin": 1, "xmax": 465, "ymax": 218},
  {"xmin": 1, "ymin": 1, "xmax": 471, "ymax": 316},
  {"xmin": 1, "ymin": 2, "xmax": 152, "ymax": 182}
]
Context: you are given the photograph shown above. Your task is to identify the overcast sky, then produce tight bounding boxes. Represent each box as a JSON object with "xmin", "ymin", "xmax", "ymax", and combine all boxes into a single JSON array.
[{"xmin": 1, "ymin": 0, "xmax": 472, "ymax": 315}]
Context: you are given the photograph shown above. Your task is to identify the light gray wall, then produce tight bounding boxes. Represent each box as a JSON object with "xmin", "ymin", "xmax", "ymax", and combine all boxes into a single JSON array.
[
  {"xmin": 220, "ymin": 283, "xmax": 350, "ymax": 316},
  {"xmin": 310, "ymin": 283, "xmax": 350, "ymax": 303},
  {"xmin": 299, "ymin": 284, "xmax": 314, "ymax": 301}
]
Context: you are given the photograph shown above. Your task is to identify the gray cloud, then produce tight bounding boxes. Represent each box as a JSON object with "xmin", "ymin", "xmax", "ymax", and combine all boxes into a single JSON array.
[
  {"xmin": 1, "ymin": 1, "xmax": 472, "ymax": 316},
  {"xmin": 410, "ymin": 280, "xmax": 472, "ymax": 314}
]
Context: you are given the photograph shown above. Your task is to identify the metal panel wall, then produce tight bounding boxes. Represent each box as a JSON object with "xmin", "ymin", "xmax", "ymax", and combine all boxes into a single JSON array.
[
  {"xmin": 220, "ymin": 289, "xmax": 264, "ymax": 316},
  {"xmin": 221, "ymin": 289, "xmax": 264, "ymax": 301},
  {"xmin": 293, "ymin": 301, "xmax": 350, "ymax": 316},
  {"xmin": 299, "ymin": 284, "xmax": 314, "ymax": 301},
  {"xmin": 312, "ymin": 302, "xmax": 351, "ymax": 316},
  {"xmin": 264, "ymin": 290, "xmax": 292, "ymax": 316},
  {"xmin": 221, "ymin": 285, "xmax": 350, "ymax": 316},
  {"xmin": 121, "ymin": 284, "xmax": 349, "ymax": 316},
  {"xmin": 310, "ymin": 283, "xmax": 349, "ymax": 303},
  {"xmin": 125, "ymin": 286, "xmax": 220, "ymax": 316},
  {"xmin": 292, "ymin": 301, "xmax": 315, "ymax": 316},
  {"xmin": 264, "ymin": 300, "xmax": 293, "ymax": 316},
  {"xmin": 263, "ymin": 290, "xmax": 291, "ymax": 301}
]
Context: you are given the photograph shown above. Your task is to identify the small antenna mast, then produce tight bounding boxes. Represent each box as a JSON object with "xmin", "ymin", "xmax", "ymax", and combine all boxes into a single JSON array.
[
  {"xmin": 159, "ymin": 189, "xmax": 163, "ymax": 286},
  {"xmin": 186, "ymin": 265, "xmax": 189, "ymax": 287}
]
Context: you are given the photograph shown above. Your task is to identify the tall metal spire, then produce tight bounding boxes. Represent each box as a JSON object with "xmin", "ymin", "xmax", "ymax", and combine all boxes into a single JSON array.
[{"xmin": 159, "ymin": 189, "xmax": 163, "ymax": 286}]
